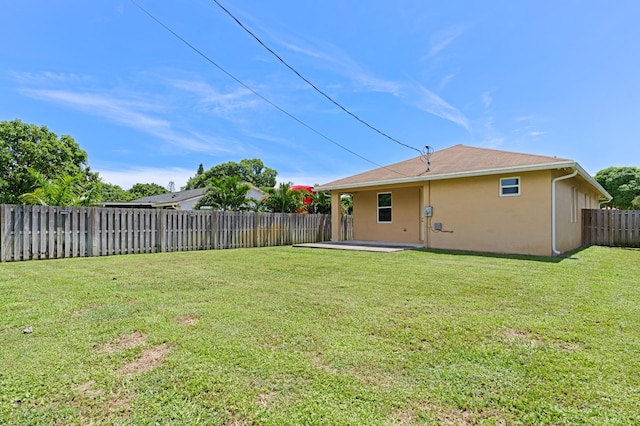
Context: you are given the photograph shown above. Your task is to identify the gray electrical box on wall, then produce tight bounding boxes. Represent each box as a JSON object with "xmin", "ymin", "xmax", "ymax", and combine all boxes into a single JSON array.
[
  {"xmin": 424, "ymin": 206, "xmax": 433, "ymax": 217},
  {"xmin": 434, "ymin": 222, "xmax": 442, "ymax": 231}
]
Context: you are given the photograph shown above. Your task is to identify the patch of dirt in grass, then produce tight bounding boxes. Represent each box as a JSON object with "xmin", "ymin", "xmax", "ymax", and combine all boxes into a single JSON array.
[
  {"xmin": 393, "ymin": 403, "xmax": 508, "ymax": 425},
  {"xmin": 552, "ymin": 341, "xmax": 581, "ymax": 352},
  {"xmin": 73, "ymin": 383, "xmax": 133, "ymax": 423},
  {"xmin": 74, "ymin": 381, "xmax": 104, "ymax": 398},
  {"xmin": 504, "ymin": 328, "xmax": 544, "ymax": 346},
  {"xmin": 98, "ymin": 332, "xmax": 147, "ymax": 354},
  {"xmin": 106, "ymin": 393, "xmax": 132, "ymax": 416},
  {"xmin": 310, "ymin": 353, "xmax": 338, "ymax": 374},
  {"xmin": 177, "ymin": 315, "xmax": 199, "ymax": 326},
  {"xmin": 505, "ymin": 329, "xmax": 581, "ymax": 351},
  {"xmin": 223, "ymin": 419, "xmax": 249, "ymax": 426},
  {"xmin": 423, "ymin": 404, "xmax": 506, "ymax": 425},
  {"xmin": 71, "ymin": 306, "xmax": 95, "ymax": 318},
  {"xmin": 119, "ymin": 343, "xmax": 173, "ymax": 375},
  {"xmin": 257, "ymin": 333, "xmax": 282, "ymax": 349},
  {"xmin": 347, "ymin": 363, "xmax": 396, "ymax": 389},
  {"xmin": 255, "ymin": 391, "xmax": 276, "ymax": 408}
]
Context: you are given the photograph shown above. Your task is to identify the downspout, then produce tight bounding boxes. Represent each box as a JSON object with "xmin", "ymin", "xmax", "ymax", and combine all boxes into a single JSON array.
[{"xmin": 551, "ymin": 168, "xmax": 578, "ymax": 255}]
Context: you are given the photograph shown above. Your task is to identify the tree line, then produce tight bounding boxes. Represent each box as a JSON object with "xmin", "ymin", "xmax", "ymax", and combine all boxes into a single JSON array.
[
  {"xmin": 0, "ymin": 119, "xmax": 343, "ymax": 213},
  {"xmin": 4, "ymin": 119, "xmax": 636, "ymax": 211}
]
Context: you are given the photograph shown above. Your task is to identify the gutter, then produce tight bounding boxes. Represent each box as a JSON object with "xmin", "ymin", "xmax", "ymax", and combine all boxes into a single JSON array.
[{"xmin": 551, "ymin": 167, "xmax": 578, "ymax": 255}]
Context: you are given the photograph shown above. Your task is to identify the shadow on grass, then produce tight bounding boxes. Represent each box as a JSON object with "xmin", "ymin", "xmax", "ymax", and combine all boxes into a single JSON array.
[
  {"xmin": 618, "ymin": 246, "xmax": 640, "ymax": 251},
  {"xmin": 408, "ymin": 246, "xmax": 592, "ymax": 263}
]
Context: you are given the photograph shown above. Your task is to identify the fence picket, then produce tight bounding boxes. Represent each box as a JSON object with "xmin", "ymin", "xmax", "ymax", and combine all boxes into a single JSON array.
[
  {"xmin": 0, "ymin": 204, "xmax": 350, "ymax": 261},
  {"xmin": 582, "ymin": 209, "xmax": 640, "ymax": 247}
]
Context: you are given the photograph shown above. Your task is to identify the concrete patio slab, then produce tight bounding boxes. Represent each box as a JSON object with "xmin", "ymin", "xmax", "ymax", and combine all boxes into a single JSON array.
[{"xmin": 293, "ymin": 241, "xmax": 423, "ymax": 253}]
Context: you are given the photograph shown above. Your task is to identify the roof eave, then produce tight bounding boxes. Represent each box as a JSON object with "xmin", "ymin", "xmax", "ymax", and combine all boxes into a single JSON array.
[
  {"xmin": 574, "ymin": 163, "xmax": 612, "ymax": 201},
  {"xmin": 315, "ymin": 161, "xmax": 578, "ymax": 191}
]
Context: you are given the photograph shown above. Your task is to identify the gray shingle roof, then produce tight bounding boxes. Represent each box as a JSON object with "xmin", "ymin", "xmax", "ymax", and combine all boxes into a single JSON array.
[
  {"xmin": 317, "ymin": 144, "xmax": 572, "ymax": 190},
  {"xmin": 131, "ymin": 188, "xmax": 207, "ymax": 204}
]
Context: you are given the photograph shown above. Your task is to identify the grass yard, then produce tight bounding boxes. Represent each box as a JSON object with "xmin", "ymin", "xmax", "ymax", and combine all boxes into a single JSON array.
[{"xmin": 1, "ymin": 245, "xmax": 639, "ymax": 425}]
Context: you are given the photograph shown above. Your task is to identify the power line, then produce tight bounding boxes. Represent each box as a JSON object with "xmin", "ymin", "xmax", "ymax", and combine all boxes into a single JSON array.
[
  {"xmin": 129, "ymin": 0, "xmax": 411, "ymax": 177},
  {"xmin": 211, "ymin": 0, "xmax": 424, "ymax": 156}
]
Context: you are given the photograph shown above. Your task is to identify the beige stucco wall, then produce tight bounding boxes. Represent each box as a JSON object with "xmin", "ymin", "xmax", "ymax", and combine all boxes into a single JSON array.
[
  {"xmin": 426, "ymin": 171, "xmax": 553, "ymax": 256},
  {"xmin": 352, "ymin": 186, "xmax": 422, "ymax": 243},
  {"xmin": 342, "ymin": 169, "xmax": 600, "ymax": 256},
  {"xmin": 553, "ymin": 173, "xmax": 602, "ymax": 254}
]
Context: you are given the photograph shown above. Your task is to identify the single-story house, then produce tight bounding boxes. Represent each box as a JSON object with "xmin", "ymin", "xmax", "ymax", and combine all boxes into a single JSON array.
[
  {"xmin": 103, "ymin": 185, "xmax": 266, "ymax": 210},
  {"xmin": 315, "ymin": 144, "xmax": 611, "ymax": 256}
]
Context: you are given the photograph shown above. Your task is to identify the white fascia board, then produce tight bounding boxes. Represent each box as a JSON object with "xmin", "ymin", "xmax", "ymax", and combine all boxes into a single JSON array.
[
  {"xmin": 315, "ymin": 161, "xmax": 577, "ymax": 192},
  {"xmin": 574, "ymin": 163, "xmax": 612, "ymax": 201}
]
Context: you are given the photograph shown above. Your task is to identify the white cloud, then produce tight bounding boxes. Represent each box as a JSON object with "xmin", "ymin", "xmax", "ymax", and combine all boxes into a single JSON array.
[
  {"xmin": 271, "ymin": 37, "xmax": 470, "ymax": 131},
  {"xmin": 439, "ymin": 73, "xmax": 457, "ymax": 90},
  {"xmin": 482, "ymin": 91, "xmax": 493, "ymax": 109},
  {"xmin": 95, "ymin": 165, "xmax": 193, "ymax": 190},
  {"xmin": 276, "ymin": 172, "xmax": 345, "ymax": 187},
  {"xmin": 18, "ymin": 88, "xmax": 230, "ymax": 155},
  {"xmin": 482, "ymin": 137, "xmax": 505, "ymax": 149},
  {"xmin": 427, "ymin": 26, "xmax": 466, "ymax": 58},
  {"xmin": 484, "ymin": 116, "xmax": 495, "ymax": 131},
  {"xmin": 11, "ymin": 71, "xmax": 92, "ymax": 84},
  {"xmin": 412, "ymin": 85, "xmax": 470, "ymax": 131},
  {"xmin": 515, "ymin": 115, "xmax": 536, "ymax": 122},
  {"xmin": 169, "ymin": 79, "xmax": 261, "ymax": 117}
]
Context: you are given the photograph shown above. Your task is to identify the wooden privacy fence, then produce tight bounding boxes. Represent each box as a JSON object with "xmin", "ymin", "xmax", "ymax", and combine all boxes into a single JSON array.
[
  {"xmin": 583, "ymin": 209, "xmax": 640, "ymax": 247},
  {"xmin": 0, "ymin": 204, "xmax": 353, "ymax": 262}
]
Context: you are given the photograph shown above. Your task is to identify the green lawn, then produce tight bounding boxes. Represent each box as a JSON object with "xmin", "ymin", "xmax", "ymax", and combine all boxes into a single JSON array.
[{"xmin": 1, "ymin": 246, "xmax": 639, "ymax": 425}]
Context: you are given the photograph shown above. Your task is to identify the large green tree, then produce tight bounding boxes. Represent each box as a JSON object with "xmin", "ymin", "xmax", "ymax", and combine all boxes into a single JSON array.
[
  {"xmin": 595, "ymin": 166, "xmax": 640, "ymax": 209},
  {"xmin": 0, "ymin": 119, "xmax": 97, "ymax": 204},
  {"xmin": 128, "ymin": 183, "xmax": 169, "ymax": 200},
  {"xmin": 185, "ymin": 159, "xmax": 277, "ymax": 190},
  {"xmin": 195, "ymin": 176, "xmax": 255, "ymax": 211},
  {"xmin": 98, "ymin": 183, "xmax": 134, "ymax": 202}
]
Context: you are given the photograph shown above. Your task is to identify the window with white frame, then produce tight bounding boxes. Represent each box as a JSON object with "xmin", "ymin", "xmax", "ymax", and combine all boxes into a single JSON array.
[
  {"xmin": 377, "ymin": 192, "xmax": 392, "ymax": 222},
  {"xmin": 500, "ymin": 177, "xmax": 520, "ymax": 196}
]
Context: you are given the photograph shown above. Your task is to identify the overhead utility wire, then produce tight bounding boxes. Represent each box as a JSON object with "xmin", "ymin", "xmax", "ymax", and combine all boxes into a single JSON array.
[
  {"xmin": 211, "ymin": 0, "xmax": 423, "ymax": 156},
  {"xmin": 129, "ymin": 0, "xmax": 410, "ymax": 177}
]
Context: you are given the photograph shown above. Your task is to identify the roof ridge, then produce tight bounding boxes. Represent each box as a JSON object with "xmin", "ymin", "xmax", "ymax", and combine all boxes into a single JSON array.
[{"xmin": 447, "ymin": 144, "xmax": 570, "ymax": 161}]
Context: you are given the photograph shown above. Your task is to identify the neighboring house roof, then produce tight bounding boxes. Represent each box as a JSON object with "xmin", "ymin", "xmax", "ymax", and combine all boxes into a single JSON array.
[
  {"xmin": 316, "ymin": 144, "xmax": 611, "ymax": 199},
  {"xmin": 132, "ymin": 188, "xmax": 207, "ymax": 205},
  {"xmin": 103, "ymin": 184, "xmax": 268, "ymax": 209},
  {"xmin": 101, "ymin": 188, "xmax": 207, "ymax": 209}
]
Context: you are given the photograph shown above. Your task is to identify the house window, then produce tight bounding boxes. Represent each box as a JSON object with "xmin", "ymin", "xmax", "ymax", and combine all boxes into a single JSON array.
[
  {"xmin": 377, "ymin": 192, "xmax": 392, "ymax": 223},
  {"xmin": 500, "ymin": 177, "xmax": 520, "ymax": 197}
]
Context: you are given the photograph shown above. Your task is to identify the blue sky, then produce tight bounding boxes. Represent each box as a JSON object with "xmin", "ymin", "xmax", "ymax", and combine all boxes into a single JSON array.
[{"xmin": 2, "ymin": 1, "xmax": 639, "ymax": 190}]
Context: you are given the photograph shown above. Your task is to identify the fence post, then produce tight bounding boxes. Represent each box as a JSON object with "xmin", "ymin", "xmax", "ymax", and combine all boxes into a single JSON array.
[
  {"xmin": 91, "ymin": 207, "xmax": 100, "ymax": 257},
  {"xmin": 157, "ymin": 209, "xmax": 166, "ymax": 252},
  {"xmin": 0, "ymin": 205, "xmax": 10, "ymax": 262},
  {"xmin": 608, "ymin": 210, "xmax": 613, "ymax": 247}
]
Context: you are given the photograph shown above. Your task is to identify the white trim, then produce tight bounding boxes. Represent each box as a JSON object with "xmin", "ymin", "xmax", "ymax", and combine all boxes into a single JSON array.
[
  {"xmin": 316, "ymin": 161, "xmax": 575, "ymax": 191},
  {"xmin": 315, "ymin": 161, "xmax": 612, "ymax": 202},
  {"xmin": 499, "ymin": 176, "xmax": 520, "ymax": 197}
]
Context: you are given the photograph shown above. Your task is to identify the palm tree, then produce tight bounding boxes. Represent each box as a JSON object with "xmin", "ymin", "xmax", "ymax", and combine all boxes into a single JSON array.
[
  {"xmin": 260, "ymin": 183, "xmax": 304, "ymax": 213},
  {"xmin": 341, "ymin": 194, "xmax": 353, "ymax": 215},
  {"xmin": 307, "ymin": 191, "xmax": 332, "ymax": 214},
  {"xmin": 19, "ymin": 170, "xmax": 98, "ymax": 206},
  {"xmin": 195, "ymin": 176, "xmax": 255, "ymax": 211}
]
